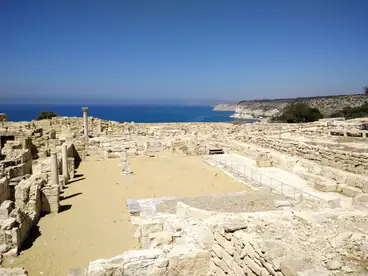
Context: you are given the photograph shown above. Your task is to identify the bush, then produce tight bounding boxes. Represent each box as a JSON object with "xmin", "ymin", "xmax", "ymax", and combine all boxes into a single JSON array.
[
  {"xmin": 364, "ymin": 85, "xmax": 368, "ymax": 95},
  {"xmin": 330, "ymin": 102, "xmax": 368, "ymax": 119},
  {"xmin": 271, "ymin": 103, "xmax": 323, "ymax": 123},
  {"xmin": 36, "ymin": 111, "xmax": 58, "ymax": 120}
]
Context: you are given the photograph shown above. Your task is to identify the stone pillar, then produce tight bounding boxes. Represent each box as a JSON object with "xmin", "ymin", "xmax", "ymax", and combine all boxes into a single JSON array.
[
  {"xmin": 50, "ymin": 152, "xmax": 59, "ymax": 186},
  {"xmin": 96, "ymin": 119, "xmax": 102, "ymax": 135},
  {"xmin": 82, "ymin": 107, "xmax": 89, "ymax": 138},
  {"xmin": 61, "ymin": 143, "xmax": 69, "ymax": 183}
]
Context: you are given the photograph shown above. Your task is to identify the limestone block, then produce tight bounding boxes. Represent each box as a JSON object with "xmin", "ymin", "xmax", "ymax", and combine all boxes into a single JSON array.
[
  {"xmin": 280, "ymin": 258, "xmax": 311, "ymax": 276},
  {"xmin": 148, "ymin": 231, "xmax": 173, "ymax": 249},
  {"xmin": 244, "ymin": 256, "xmax": 266, "ymax": 276},
  {"xmin": 41, "ymin": 185, "xmax": 60, "ymax": 213},
  {"xmin": 214, "ymin": 232, "xmax": 234, "ymax": 256},
  {"xmin": 313, "ymin": 182, "xmax": 337, "ymax": 192},
  {"xmin": 141, "ymin": 219, "xmax": 164, "ymax": 238},
  {"xmin": 68, "ymin": 157, "xmax": 75, "ymax": 179},
  {"xmin": 88, "ymin": 254, "xmax": 125, "ymax": 276},
  {"xmin": 341, "ymin": 185, "xmax": 361, "ymax": 197},
  {"xmin": 1, "ymin": 218, "xmax": 16, "ymax": 230},
  {"xmin": 231, "ymin": 260, "xmax": 245, "ymax": 276},
  {"xmin": 363, "ymin": 181, "xmax": 368, "ymax": 193},
  {"xmin": 11, "ymin": 227, "xmax": 20, "ymax": 248},
  {"xmin": 0, "ymin": 201, "xmax": 14, "ymax": 220},
  {"xmin": 213, "ymin": 265, "xmax": 227, "ymax": 276},
  {"xmin": 0, "ymin": 268, "xmax": 28, "ymax": 276},
  {"xmin": 167, "ymin": 246, "xmax": 211, "ymax": 276},
  {"xmin": 123, "ymin": 249, "xmax": 162, "ymax": 276},
  {"xmin": 68, "ymin": 268, "xmax": 87, "ymax": 276},
  {"xmin": 0, "ymin": 178, "xmax": 10, "ymax": 205},
  {"xmin": 176, "ymin": 202, "xmax": 213, "ymax": 219},
  {"xmin": 353, "ymin": 193, "xmax": 368, "ymax": 205},
  {"xmin": 274, "ymin": 200, "xmax": 291, "ymax": 208},
  {"xmin": 212, "ymin": 243, "xmax": 223, "ymax": 259},
  {"xmin": 212, "ymin": 254, "xmax": 229, "ymax": 273}
]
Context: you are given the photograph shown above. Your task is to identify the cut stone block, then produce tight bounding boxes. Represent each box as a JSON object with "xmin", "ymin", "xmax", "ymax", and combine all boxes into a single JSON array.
[
  {"xmin": 313, "ymin": 182, "xmax": 337, "ymax": 192},
  {"xmin": 341, "ymin": 185, "xmax": 361, "ymax": 197}
]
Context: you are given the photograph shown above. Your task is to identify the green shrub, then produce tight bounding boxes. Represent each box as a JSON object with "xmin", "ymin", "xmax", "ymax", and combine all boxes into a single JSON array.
[
  {"xmin": 36, "ymin": 111, "xmax": 58, "ymax": 120},
  {"xmin": 272, "ymin": 103, "xmax": 323, "ymax": 123},
  {"xmin": 330, "ymin": 102, "xmax": 368, "ymax": 119},
  {"xmin": 364, "ymin": 85, "xmax": 368, "ymax": 95}
]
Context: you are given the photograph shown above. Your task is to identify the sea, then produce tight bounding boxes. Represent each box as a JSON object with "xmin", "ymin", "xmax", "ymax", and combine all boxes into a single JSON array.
[{"xmin": 0, "ymin": 104, "xmax": 239, "ymax": 123}]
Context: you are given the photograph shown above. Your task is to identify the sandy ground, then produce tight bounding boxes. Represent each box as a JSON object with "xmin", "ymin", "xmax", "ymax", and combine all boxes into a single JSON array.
[{"xmin": 4, "ymin": 152, "xmax": 247, "ymax": 276}]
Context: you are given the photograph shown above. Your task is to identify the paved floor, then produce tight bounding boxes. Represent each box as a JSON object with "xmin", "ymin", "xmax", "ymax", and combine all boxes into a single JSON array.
[{"xmin": 205, "ymin": 153, "xmax": 350, "ymax": 205}]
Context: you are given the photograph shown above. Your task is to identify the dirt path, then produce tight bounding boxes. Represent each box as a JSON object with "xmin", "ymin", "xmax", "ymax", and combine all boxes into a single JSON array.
[{"xmin": 4, "ymin": 152, "xmax": 247, "ymax": 276}]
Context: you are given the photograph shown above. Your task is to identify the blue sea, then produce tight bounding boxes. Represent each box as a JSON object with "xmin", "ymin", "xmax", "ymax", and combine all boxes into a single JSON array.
[{"xmin": 0, "ymin": 104, "xmax": 237, "ymax": 123}]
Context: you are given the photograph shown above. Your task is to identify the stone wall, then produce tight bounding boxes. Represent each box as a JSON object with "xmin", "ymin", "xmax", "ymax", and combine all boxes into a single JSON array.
[
  {"xmin": 242, "ymin": 136, "xmax": 368, "ymax": 175},
  {"xmin": 232, "ymin": 141, "xmax": 368, "ymax": 198},
  {"xmin": 209, "ymin": 209, "xmax": 368, "ymax": 276}
]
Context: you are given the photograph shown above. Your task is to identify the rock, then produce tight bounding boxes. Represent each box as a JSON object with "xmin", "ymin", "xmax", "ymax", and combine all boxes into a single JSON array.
[
  {"xmin": 0, "ymin": 244, "xmax": 9, "ymax": 254},
  {"xmin": 274, "ymin": 200, "xmax": 291, "ymax": 208},
  {"xmin": 326, "ymin": 259, "xmax": 342, "ymax": 270},
  {"xmin": 3, "ymin": 248, "xmax": 18, "ymax": 257},
  {"xmin": 1, "ymin": 218, "xmax": 17, "ymax": 230},
  {"xmin": 0, "ymin": 268, "xmax": 28, "ymax": 276},
  {"xmin": 68, "ymin": 268, "xmax": 87, "ymax": 276},
  {"xmin": 313, "ymin": 182, "xmax": 337, "ymax": 192},
  {"xmin": 341, "ymin": 185, "xmax": 361, "ymax": 197},
  {"xmin": 280, "ymin": 259, "xmax": 306, "ymax": 276}
]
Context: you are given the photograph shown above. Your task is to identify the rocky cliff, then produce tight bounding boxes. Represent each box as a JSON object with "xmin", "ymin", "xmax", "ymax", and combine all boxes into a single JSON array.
[
  {"xmin": 213, "ymin": 104, "xmax": 237, "ymax": 111},
  {"xmin": 232, "ymin": 94, "xmax": 368, "ymax": 119}
]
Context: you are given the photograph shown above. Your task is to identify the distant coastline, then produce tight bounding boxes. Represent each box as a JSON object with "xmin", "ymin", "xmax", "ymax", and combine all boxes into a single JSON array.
[
  {"xmin": 212, "ymin": 104, "xmax": 237, "ymax": 111},
  {"xmin": 0, "ymin": 104, "xmax": 235, "ymax": 123}
]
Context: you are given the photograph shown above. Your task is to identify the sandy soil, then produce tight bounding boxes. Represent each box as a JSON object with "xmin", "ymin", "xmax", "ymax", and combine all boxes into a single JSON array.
[{"xmin": 4, "ymin": 152, "xmax": 247, "ymax": 276}]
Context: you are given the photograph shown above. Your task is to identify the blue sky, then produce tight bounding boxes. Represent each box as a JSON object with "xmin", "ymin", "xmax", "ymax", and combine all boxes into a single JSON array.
[{"xmin": 0, "ymin": 0, "xmax": 367, "ymax": 104}]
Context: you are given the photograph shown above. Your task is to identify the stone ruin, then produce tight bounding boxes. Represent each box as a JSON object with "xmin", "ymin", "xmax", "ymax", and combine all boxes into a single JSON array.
[
  {"xmin": 0, "ymin": 108, "xmax": 367, "ymax": 275},
  {"xmin": 0, "ymin": 116, "xmax": 81, "ymax": 275}
]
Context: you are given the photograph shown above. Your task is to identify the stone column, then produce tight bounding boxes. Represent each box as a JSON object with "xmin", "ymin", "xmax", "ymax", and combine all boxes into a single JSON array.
[
  {"xmin": 50, "ymin": 152, "xmax": 59, "ymax": 186},
  {"xmin": 61, "ymin": 143, "xmax": 69, "ymax": 183},
  {"xmin": 82, "ymin": 107, "xmax": 89, "ymax": 138},
  {"xmin": 96, "ymin": 119, "xmax": 102, "ymax": 135}
]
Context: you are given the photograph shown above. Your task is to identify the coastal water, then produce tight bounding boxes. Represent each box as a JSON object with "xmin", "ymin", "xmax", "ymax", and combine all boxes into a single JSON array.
[{"xmin": 0, "ymin": 104, "xmax": 237, "ymax": 123}]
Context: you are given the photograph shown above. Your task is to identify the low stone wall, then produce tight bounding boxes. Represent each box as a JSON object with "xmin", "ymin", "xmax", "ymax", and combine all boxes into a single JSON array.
[
  {"xmin": 242, "ymin": 136, "xmax": 368, "ymax": 175},
  {"xmin": 209, "ymin": 210, "xmax": 368, "ymax": 276},
  {"xmin": 233, "ymin": 141, "xmax": 368, "ymax": 197}
]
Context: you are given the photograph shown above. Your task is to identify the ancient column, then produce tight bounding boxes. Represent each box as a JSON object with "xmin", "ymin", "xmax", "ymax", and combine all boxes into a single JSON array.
[
  {"xmin": 61, "ymin": 143, "xmax": 69, "ymax": 183},
  {"xmin": 82, "ymin": 107, "xmax": 89, "ymax": 138},
  {"xmin": 96, "ymin": 119, "xmax": 102, "ymax": 135},
  {"xmin": 50, "ymin": 152, "xmax": 59, "ymax": 186}
]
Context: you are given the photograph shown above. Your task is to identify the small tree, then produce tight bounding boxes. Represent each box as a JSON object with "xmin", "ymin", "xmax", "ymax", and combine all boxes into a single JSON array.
[
  {"xmin": 364, "ymin": 85, "xmax": 368, "ymax": 95},
  {"xmin": 272, "ymin": 103, "xmax": 323, "ymax": 123},
  {"xmin": 36, "ymin": 111, "xmax": 58, "ymax": 120}
]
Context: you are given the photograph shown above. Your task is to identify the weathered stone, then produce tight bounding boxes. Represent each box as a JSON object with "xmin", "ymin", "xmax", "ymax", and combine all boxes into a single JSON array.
[
  {"xmin": 214, "ymin": 232, "xmax": 234, "ymax": 256},
  {"xmin": 325, "ymin": 259, "xmax": 342, "ymax": 270},
  {"xmin": 1, "ymin": 218, "xmax": 16, "ymax": 230},
  {"xmin": 341, "ymin": 185, "xmax": 361, "ymax": 197}
]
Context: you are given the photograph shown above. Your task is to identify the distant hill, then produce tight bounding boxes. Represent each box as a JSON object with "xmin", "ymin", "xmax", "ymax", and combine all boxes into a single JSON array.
[{"xmin": 233, "ymin": 94, "xmax": 368, "ymax": 119}]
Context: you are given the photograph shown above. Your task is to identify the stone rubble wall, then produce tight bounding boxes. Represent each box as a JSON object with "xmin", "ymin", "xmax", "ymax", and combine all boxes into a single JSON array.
[
  {"xmin": 232, "ymin": 141, "xmax": 368, "ymax": 198},
  {"xmin": 241, "ymin": 136, "xmax": 368, "ymax": 175},
  {"xmin": 0, "ymin": 142, "xmax": 77, "ymax": 260}
]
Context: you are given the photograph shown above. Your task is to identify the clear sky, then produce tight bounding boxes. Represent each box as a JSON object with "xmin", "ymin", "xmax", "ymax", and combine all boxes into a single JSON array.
[{"xmin": 0, "ymin": 0, "xmax": 367, "ymax": 104}]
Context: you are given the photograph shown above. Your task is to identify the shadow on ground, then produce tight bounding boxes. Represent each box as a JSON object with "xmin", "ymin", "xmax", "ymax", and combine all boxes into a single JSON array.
[
  {"xmin": 20, "ymin": 225, "xmax": 42, "ymax": 251},
  {"xmin": 59, "ymin": 204, "xmax": 72, "ymax": 213},
  {"xmin": 60, "ymin": 193, "xmax": 82, "ymax": 201}
]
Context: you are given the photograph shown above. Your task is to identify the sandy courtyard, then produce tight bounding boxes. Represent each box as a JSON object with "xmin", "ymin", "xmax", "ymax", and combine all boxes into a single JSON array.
[{"xmin": 3, "ymin": 152, "xmax": 247, "ymax": 276}]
